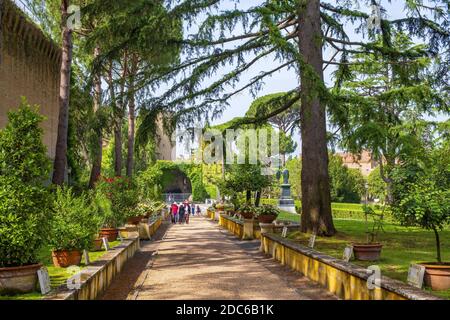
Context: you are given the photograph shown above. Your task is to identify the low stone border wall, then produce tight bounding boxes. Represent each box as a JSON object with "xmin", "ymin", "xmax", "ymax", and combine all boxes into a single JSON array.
[
  {"xmin": 45, "ymin": 237, "xmax": 140, "ymax": 300},
  {"xmin": 219, "ymin": 214, "xmax": 244, "ymax": 238},
  {"xmin": 261, "ymin": 233, "xmax": 442, "ymax": 300},
  {"xmin": 206, "ymin": 209, "xmax": 215, "ymax": 220},
  {"xmin": 219, "ymin": 214, "xmax": 300, "ymax": 241}
]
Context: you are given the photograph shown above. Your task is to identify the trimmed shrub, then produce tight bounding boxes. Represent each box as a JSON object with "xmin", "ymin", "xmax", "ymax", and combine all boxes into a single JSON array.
[{"xmin": 0, "ymin": 99, "xmax": 51, "ymax": 267}]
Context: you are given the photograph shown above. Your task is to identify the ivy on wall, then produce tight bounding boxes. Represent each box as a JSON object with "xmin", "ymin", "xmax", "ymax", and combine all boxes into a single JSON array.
[{"xmin": 137, "ymin": 160, "xmax": 210, "ymax": 202}]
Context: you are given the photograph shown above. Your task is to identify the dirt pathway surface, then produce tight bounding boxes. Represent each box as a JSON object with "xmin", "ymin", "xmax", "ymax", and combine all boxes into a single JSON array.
[{"xmin": 100, "ymin": 216, "xmax": 337, "ymax": 300}]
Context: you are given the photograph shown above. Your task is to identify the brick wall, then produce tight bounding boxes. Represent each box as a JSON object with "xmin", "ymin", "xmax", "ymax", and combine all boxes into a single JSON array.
[{"xmin": 0, "ymin": 0, "xmax": 61, "ymax": 158}]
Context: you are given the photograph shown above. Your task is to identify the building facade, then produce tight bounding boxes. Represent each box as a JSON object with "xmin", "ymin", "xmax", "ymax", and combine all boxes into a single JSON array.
[{"xmin": 337, "ymin": 150, "xmax": 378, "ymax": 177}]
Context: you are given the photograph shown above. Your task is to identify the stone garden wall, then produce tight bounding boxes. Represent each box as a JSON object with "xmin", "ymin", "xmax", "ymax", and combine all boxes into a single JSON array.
[
  {"xmin": 260, "ymin": 233, "xmax": 442, "ymax": 300},
  {"xmin": 0, "ymin": 0, "xmax": 61, "ymax": 158}
]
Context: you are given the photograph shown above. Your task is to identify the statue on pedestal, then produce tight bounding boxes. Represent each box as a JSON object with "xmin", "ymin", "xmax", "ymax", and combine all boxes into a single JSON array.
[{"xmin": 276, "ymin": 168, "xmax": 296, "ymax": 214}]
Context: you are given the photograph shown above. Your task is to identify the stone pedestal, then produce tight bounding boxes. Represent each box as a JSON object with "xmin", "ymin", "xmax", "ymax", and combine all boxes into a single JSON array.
[
  {"xmin": 120, "ymin": 225, "xmax": 139, "ymax": 239},
  {"xmin": 242, "ymin": 219, "xmax": 254, "ymax": 240},
  {"xmin": 138, "ymin": 222, "xmax": 151, "ymax": 240},
  {"xmin": 214, "ymin": 210, "xmax": 223, "ymax": 221},
  {"xmin": 278, "ymin": 183, "xmax": 296, "ymax": 214},
  {"xmin": 259, "ymin": 223, "xmax": 274, "ymax": 234}
]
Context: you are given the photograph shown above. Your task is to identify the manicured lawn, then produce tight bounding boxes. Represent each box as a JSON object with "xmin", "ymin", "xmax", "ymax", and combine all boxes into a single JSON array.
[
  {"xmin": 0, "ymin": 240, "xmax": 121, "ymax": 300},
  {"xmin": 283, "ymin": 218, "xmax": 450, "ymax": 299}
]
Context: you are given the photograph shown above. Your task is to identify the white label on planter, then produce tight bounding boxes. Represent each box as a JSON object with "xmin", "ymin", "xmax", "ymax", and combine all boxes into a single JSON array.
[
  {"xmin": 343, "ymin": 245, "xmax": 353, "ymax": 262},
  {"xmin": 308, "ymin": 234, "xmax": 316, "ymax": 248},
  {"xmin": 117, "ymin": 233, "xmax": 123, "ymax": 242},
  {"xmin": 37, "ymin": 267, "xmax": 51, "ymax": 294},
  {"xmin": 102, "ymin": 237, "xmax": 110, "ymax": 251},
  {"xmin": 282, "ymin": 226, "xmax": 288, "ymax": 238},
  {"xmin": 407, "ymin": 264, "xmax": 425, "ymax": 288},
  {"xmin": 83, "ymin": 250, "xmax": 90, "ymax": 265}
]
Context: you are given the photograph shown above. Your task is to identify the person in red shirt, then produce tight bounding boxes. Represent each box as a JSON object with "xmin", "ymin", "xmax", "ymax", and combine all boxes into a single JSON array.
[{"xmin": 171, "ymin": 203, "xmax": 179, "ymax": 224}]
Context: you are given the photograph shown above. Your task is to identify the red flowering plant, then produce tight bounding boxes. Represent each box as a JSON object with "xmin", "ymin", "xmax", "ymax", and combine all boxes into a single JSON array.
[{"xmin": 95, "ymin": 176, "xmax": 140, "ymax": 228}]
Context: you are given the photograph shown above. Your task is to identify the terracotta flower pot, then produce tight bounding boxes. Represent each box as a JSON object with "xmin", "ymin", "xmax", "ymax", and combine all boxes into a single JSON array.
[
  {"xmin": 91, "ymin": 238, "xmax": 104, "ymax": 252},
  {"xmin": 99, "ymin": 228, "xmax": 119, "ymax": 242},
  {"xmin": 419, "ymin": 262, "xmax": 450, "ymax": 291},
  {"xmin": 127, "ymin": 215, "xmax": 144, "ymax": 225},
  {"xmin": 0, "ymin": 263, "xmax": 42, "ymax": 295},
  {"xmin": 239, "ymin": 211, "xmax": 254, "ymax": 219},
  {"xmin": 353, "ymin": 243, "xmax": 383, "ymax": 261},
  {"xmin": 52, "ymin": 250, "xmax": 82, "ymax": 268},
  {"xmin": 258, "ymin": 214, "xmax": 277, "ymax": 224}
]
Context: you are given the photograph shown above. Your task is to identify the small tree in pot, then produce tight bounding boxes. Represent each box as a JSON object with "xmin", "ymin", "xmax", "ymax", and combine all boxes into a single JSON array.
[
  {"xmin": 391, "ymin": 134, "xmax": 450, "ymax": 290},
  {"xmin": 96, "ymin": 177, "xmax": 139, "ymax": 240},
  {"xmin": 49, "ymin": 187, "xmax": 101, "ymax": 267},
  {"xmin": 89, "ymin": 190, "xmax": 113, "ymax": 251},
  {"xmin": 0, "ymin": 101, "xmax": 52, "ymax": 295},
  {"xmin": 393, "ymin": 179, "xmax": 450, "ymax": 290},
  {"xmin": 352, "ymin": 206, "xmax": 385, "ymax": 261}
]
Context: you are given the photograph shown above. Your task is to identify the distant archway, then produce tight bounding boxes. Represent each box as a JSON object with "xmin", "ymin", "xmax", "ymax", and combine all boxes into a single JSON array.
[{"xmin": 162, "ymin": 169, "xmax": 192, "ymax": 202}]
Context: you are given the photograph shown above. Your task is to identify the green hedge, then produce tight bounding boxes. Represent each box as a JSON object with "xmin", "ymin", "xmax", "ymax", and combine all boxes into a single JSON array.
[{"xmin": 262, "ymin": 199, "xmax": 387, "ymax": 221}]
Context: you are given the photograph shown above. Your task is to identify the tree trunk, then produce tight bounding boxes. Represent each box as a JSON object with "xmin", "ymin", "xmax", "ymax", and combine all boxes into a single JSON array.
[
  {"xmin": 114, "ymin": 126, "xmax": 123, "ymax": 176},
  {"xmin": 255, "ymin": 190, "xmax": 261, "ymax": 207},
  {"xmin": 432, "ymin": 226, "xmax": 442, "ymax": 263},
  {"xmin": 108, "ymin": 62, "xmax": 123, "ymax": 177},
  {"xmin": 52, "ymin": 0, "xmax": 73, "ymax": 185},
  {"xmin": 126, "ymin": 93, "xmax": 135, "ymax": 178},
  {"xmin": 246, "ymin": 190, "xmax": 251, "ymax": 203},
  {"xmin": 297, "ymin": 0, "xmax": 336, "ymax": 236},
  {"xmin": 126, "ymin": 56, "xmax": 138, "ymax": 178},
  {"xmin": 88, "ymin": 46, "xmax": 103, "ymax": 188}
]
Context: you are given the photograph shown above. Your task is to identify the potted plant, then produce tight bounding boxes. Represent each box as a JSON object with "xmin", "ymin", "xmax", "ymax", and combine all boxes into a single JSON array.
[
  {"xmin": 352, "ymin": 206, "xmax": 384, "ymax": 261},
  {"xmin": 90, "ymin": 190, "xmax": 112, "ymax": 251},
  {"xmin": 393, "ymin": 179, "xmax": 450, "ymax": 290},
  {"xmin": 96, "ymin": 177, "xmax": 137, "ymax": 241},
  {"xmin": 238, "ymin": 203, "xmax": 256, "ymax": 219},
  {"xmin": 50, "ymin": 188, "xmax": 100, "ymax": 267},
  {"xmin": 255, "ymin": 204, "xmax": 280, "ymax": 224},
  {"xmin": 0, "ymin": 102, "xmax": 52, "ymax": 294}
]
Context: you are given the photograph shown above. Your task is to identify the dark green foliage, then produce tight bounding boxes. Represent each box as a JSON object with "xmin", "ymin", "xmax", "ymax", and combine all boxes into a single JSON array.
[
  {"xmin": 0, "ymin": 99, "xmax": 52, "ymax": 267},
  {"xmin": 391, "ymin": 123, "xmax": 450, "ymax": 262},
  {"xmin": 95, "ymin": 176, "xmax": 140, "ymax": 227},
  {"xmin": 49, "ymin": 187, "xmax": 102, "ymax": 251},
  {"xmin": 329, "ymin": 155, "xmax": 365, "ymax": 203}
]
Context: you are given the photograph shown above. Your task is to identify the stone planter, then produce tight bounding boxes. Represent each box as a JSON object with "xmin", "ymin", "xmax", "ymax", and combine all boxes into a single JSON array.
[
  {"xmin": 52, "ymin": 250, "xmax": 82, "ymax": 268},
  {"xmin": 353, "ymin": 243, "xmax": 383, "ymax": 261},
  {"xmin": 99, "ymin": 228, "xmax": 119, "ymax": 242},
  {"xmin": 0, "ymin": 263, "xmax": 42, "ymax": 295},
  {"xmin": 242, "ymin": 219, "xmax": 254, "ymax": 240},
  {"xmin": 127, "ymin": 215, "xmax": 144, "ymax": 225},
  {"xmin": 258, "ymin": 214, "xmax": 277, "ymax": 224},
  {"xmin": 419, "ymin": 263, "xmax": 450, "ymax": 291},
  {"xmin": 239, "ymin": 211, "xmax": 254, "ymax": 219},
  {"xmin": 259, "ymin": 222, "xmax": 275, "ymax": 234}
]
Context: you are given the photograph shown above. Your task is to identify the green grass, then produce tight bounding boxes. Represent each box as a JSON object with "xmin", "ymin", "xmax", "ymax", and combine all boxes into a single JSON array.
[
  {"xmin": 283, "ymin": 219, "xmax": 450, "ymax": 299},
  {"xmin": 0, "ymin": 240, "xmax": 121, "ymax": 300}
]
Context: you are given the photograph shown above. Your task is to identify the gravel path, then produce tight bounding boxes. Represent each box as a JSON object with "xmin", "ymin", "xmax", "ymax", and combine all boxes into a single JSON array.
[{"xmin": 100, "ymin": 215, "xmax": 337, "ymax": 300}]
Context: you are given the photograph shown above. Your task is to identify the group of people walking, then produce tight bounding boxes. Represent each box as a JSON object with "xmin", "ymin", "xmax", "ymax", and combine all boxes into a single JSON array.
[{"xmin": 170, "ymin": 201, "xmax": 201, "ymax": 224}]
